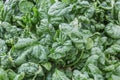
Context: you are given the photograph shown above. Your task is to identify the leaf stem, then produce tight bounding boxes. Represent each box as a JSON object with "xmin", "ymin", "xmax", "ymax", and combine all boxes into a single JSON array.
[{"xmin": 67, "ymin": 50, "xmax": 84, "ymax": 67}]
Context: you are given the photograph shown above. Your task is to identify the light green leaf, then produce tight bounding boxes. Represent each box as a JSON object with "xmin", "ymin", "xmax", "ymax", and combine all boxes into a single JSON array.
[
  {"xmin": 86, "ymin": 38, "xmax": 93, "ymax": 50},
  {"xmin": 19, "ymin": 0, "xmax": 34, "ymax": 13},
  {"xmin": 52, "ymin": 69, "xmax": 70, "ymax": 80},
  {"xmin": 7, "ymin": 69, "xmax": 17, "ymax": 80},
  {"xmin": 31, "ymin": 44, "xmax": 49, "ymax": 62},
  {"xmin": 42, "ymin": 62, "xmax": 52, "ymax": 71},
  {"xmin": 110, "ymin": 74, "xmax": 120, "ymax": 80},
  {"xmin": 14, "ymin": 38, "xmax": 37, "ymax": 49},
  {"xmin": 105, "ymin": 23, "xmax": 120, "ymax": 39},
  {"xmin": 13, "ymin": 72, "xmax": 25, "ymax": 80},
  {"xmin": 72, "ymin": 70, "xmax": 91, "ymax": 80},
  {"xmin": 18, "ymin": 62, "xmax": 43, "ymax": 77},
  {"xmin": 0, "ymin": 68, "xmax": 9, "ymax": 80},
  {"xmin": 0, "ymin": 39, "xmax": 7, "ymax": 54},
  {"xmin": 88, "ymin": 64, "xmax": 104, "ymax": 80},
  {"xmin": 48, "ymin": 2, "xmax": 73, "ymax": 16}
]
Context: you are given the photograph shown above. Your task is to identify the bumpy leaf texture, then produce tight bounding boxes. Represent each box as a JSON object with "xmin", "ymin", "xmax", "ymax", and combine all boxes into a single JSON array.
[{"xmin": 0, "ymin": 0, "xmax": 120, "ymax": 80}]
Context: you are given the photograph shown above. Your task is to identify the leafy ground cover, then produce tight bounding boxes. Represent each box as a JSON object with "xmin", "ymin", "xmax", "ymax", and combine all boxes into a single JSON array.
[{"xmin": 0, "ymin": 0, "xmax": 120, "ymax": 80}]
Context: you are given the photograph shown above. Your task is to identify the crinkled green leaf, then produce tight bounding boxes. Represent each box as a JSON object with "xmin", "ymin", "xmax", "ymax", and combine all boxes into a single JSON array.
[
  {"xmin": 48, "ymin": 2, "xmax": 73, "ymax": 16},
  {"xmin": 7, "ymin": 69, "xmax": 17, "ymax": 80},
  {"xmin": 19, "ymin": 0, "xmax": 34, "ymax": 13},
  {"xmin": 13, "ymin": 72, "xmax": 25, "ymax": 80},
  {"xmin": 88, "ymin": 64, "xmax": 104, "ymax": 80},
  {"xmin": 105, "ymin": 23, "xmax": 120, "ymax": 39},
  {"xmin": 0, "ymin": 68, "xmax": 9, "ymax": 80},
  {"xmin": 42, "ymin": 62, "xmax": 52, "ymax": 71},
  {"xmin": 0, "ymin": 39, "xmax": 7, "ymax": 54},
  {"xmin": 1, "ymin": 0, "xmax": 120, "ymax": 80},
  {"xmin": 52, "ymin": 69, "xmax": 70, "ymax": 80},
  {"xmin": 14, "ymin": 38, "xmax": 37, "ymax": 49},
  {"xmin": 72, "ymin": 70, "xmax": 92, "ymax": 80},
  {"xmin": 18, "ymin": 62, "xmax": 43, "ymax": 77}
]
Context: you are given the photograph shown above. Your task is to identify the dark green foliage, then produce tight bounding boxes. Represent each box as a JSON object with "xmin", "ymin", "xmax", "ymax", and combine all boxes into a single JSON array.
[{"xmin": 0, "ymin": 0, "xmax": 120, "ymax": 80}]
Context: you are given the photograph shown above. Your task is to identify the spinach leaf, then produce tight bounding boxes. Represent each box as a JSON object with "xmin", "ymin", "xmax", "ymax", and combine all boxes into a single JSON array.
[{"xmin": 0, "ymin": 0, "xmax": 120, "ymax": 80}]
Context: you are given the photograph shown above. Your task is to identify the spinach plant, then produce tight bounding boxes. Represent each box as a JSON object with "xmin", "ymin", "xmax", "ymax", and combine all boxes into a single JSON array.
[{"xmin": 0, "ymin": 0, "xmax": 120, "ymax": 80}]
